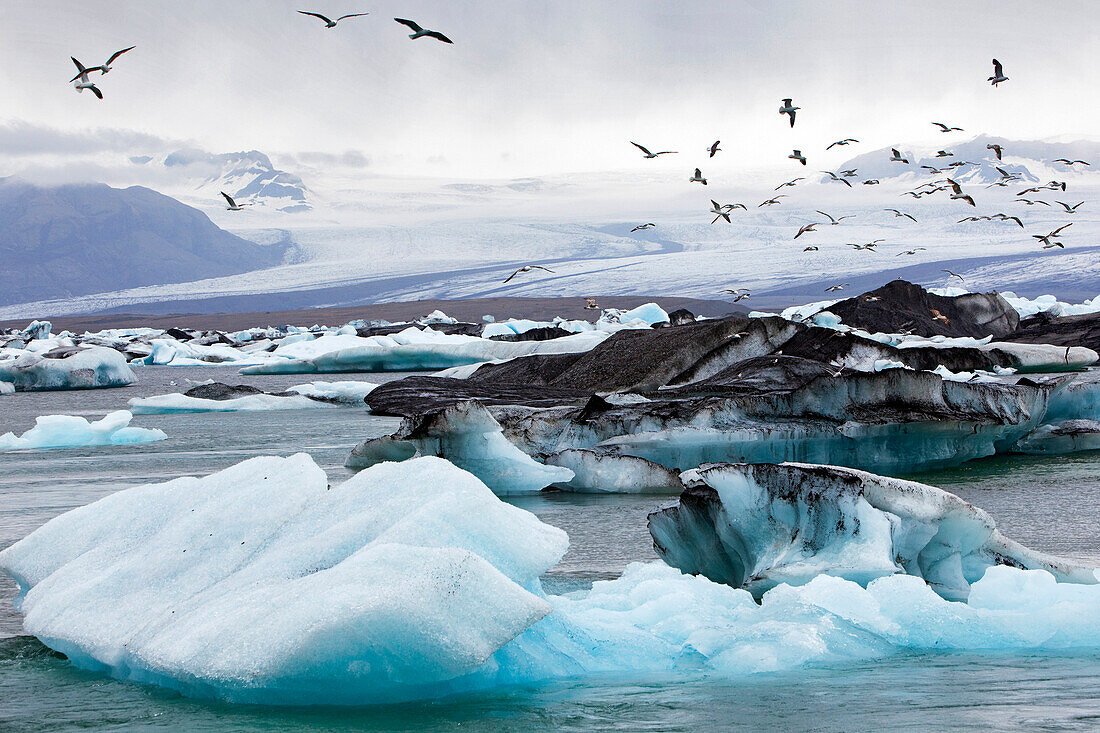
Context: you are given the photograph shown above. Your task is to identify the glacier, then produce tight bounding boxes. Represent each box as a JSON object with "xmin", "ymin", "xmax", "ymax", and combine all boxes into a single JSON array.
[
  {"xmin": 3, "ymin": 454, "xmax": 1100, "ymax": 706},
  {"xmin": 0, "ymin": 411, "xmax": 167, "ymax": 451}
]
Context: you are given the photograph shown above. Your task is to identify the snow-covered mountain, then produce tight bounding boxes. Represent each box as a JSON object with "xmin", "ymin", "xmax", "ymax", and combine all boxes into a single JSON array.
[
  {"xmin": 133, "ymin": 149, "xmax": 312, "ymax": 213},
  {"xmin": 0, "ymin": 178, "xmax": 290, "ymax": 307}
]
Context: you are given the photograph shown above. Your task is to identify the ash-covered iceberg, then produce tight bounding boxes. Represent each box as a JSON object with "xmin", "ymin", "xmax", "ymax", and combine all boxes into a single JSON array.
[
  {"xmin": 0, "ymin": 411, "xmax": 166, "ymax": 451},
  {"xmin": 0, "ymin": 346, "xmax": 135, "ymax": 391},
  {"xmin": 648, "ymin": 462, "xmax": 1097, "ymax": 601},
  {"xmin": 129, "ymin": 380, "xmax": 378, "ymax": 414}
]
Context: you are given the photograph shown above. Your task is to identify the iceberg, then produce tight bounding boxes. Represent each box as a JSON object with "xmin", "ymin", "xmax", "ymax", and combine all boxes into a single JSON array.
[
  {"xmin": 4, "ymin": 454, "xmax": 1100, "ymax": 706},
  {"xmin": 0, "ymin": 346, "xmax": 135, "ymax": 391},
  {"xmin": 0, "ymin": 380, "xmax": 13, "ymax": 395},
  {"xmin": 0, "ymin": 410, "xmax": 166, "ymax": 451},
  {"xmin": 130, "ymin": 380, "xmax": 378, "ymax": 414}
]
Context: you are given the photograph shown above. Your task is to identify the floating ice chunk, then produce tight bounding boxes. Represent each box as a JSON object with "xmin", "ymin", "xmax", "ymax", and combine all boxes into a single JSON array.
[
  {"xmin": 287, "ymin": 380, "xmax": 378, "ymax": 404},
  {"xmin": 0, "ymin": 455, "xmax": 566, "ymax": 705},
  {"xmin": 810, "ymin": 311, "xmax": 843, "ymax": 329},
  {"xmin": 20, "ymin": 320, "xmax": 52, "ymax": 340},
  {"xmin": 0, "ymin": 347, "xmax": 135, "ymax": 391},
  {"xmin": 0, "ymin": 410, "xmax": 166, "ymax": 451},
  {"xmin": 542, "ymin": 450, "xmax": 683, "ymax": 493},
  {"xmin": 1001, "ymin": 291, "xmax": 1100, "ymax": 319},
  {"xmin": 346, "ymin": 401, "xmax": 573, "ymax": 494},
  {"xmin": 129, "ymin": 392, "xmax": 332, "ymax": 414},
  {"xmin": 0, "ymin": 381, "xmax": 13, "ymax": 395},
  {"xmin": 1013, "ymin": 420, "xmax": 1100, "ymax": 454},
  {"xmin": 615, "ymin": 303, "xmax": 669, "ymax": 326},
  {"xmin": 648, "ymin": 462, "xmax": 1096, "ymax": 600},
  {"xmin": 778, "ymin": 298, "xmax": 840, "ymax": 322}
]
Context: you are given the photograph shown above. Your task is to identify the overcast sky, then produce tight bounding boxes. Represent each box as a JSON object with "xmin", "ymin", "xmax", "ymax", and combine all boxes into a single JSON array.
[{"xmin": 1, "ymin": 0, "xmax": 1097, "ymax": 179}]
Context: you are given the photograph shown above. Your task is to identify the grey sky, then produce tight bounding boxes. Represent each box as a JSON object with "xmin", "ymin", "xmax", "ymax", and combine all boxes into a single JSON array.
[{"xmin": 1, "ymin": 0, "xmax": 1097, "ymax": 178}]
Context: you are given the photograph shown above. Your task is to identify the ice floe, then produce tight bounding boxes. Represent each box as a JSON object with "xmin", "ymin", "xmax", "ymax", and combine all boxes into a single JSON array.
[
  {"xmin": 130, "ymin": 380, "xmax": 378, "ymax": 414},
  {"xmin": 0, "ymin": 346, "xmax": 135, "ymax": 391},
  {"xmin": 0, "ymin": 411, "xmax": 166, "ymax": 451}
]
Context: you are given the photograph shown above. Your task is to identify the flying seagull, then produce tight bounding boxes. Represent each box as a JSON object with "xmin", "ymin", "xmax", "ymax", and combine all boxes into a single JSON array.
[
  {"xmin": 71, "ymin": 71, "xmax": 102, "ymax": 99},
  {"xmin": 803, "ymin": 246, "xmax": 819, "ymax": 252},
  {"xmin": 1015, "ymin": 198, "xmax": 1050, "ymax": 206},
  {"xmin": 885, "ymin": 208, "xmax": 917, "ymax": 222},
  {"xmin": 710, "ymin": 200, "xmax": 732, "ymax": 224},
  {"xmin": 822, "ymin": 170, "xmax": 852, "ymax": 187},
  {"xmin": 789, "ymin": 149, "xmax": 807, "ymax": 165},
  {"xmin": 992, "ymin": 214, "xmax": 1024, "ymax": 227},
  {"xmin": 1054, "ymin": 159, "xmax": 1090, "ymax": 166},
  {"xmin": 584, "ymin": 298, "xmax": 600, "ymax": 311},
  {"xmin": 722, "ymin": 288, "xmax": 751, "ymax": 302},
  {"xmin": 987, "ymin": 144, "xmax": 1004, "ymax": 160},
  {"xmin": 690, "ymin": 168, "xmax": 708, "ymax": 185},
  {"xmin": 794, "ymin": 222, "xmax": 820, "ymax": 239},
  {"xmin": 846, "ymin": 242, "xmax": 879, "ymax": 251},
  {"xmin": 988, "ymin": 58, "xmax": 1009, "ymax": 86},
  {"xmin": 946, "ymin": 178, "xmax": 976, "ymax": 206},
  {"xmin": 816, "ymin": 210, "xmax": 855, "ymax": 225},
  {"xmin": 932, "ymin": 122, "xmax": 964, "ymax": 132},
  {"xmin": 897, "ymin": 248, "xmax": 927, "ymax": 256},
  {"xmin": 775, "ymin": 177, "xmax": 804, "ymax": 190},
  {"xmin": 779, "ymin": 98, "xmax": 799, "ymax": 127},
  {"xmin": 1054, "ymin": 201, "xmax": 1084, "ymax": 213},
  {"xmin": 942, "ymin": 269, "xmax": 965, "ymax": 282},
  {"xmin": 826, "ymin": 138, "xmax": 859, "ymax": 150},
  {"xmin": 935, "ymin": 150, "xmax": 954, "ymax": 158},
  {"xmin": 394, "ymin": 18, "xmax": 453, "ymax": 43},
  {"xmin": 298, "ymin": 11, "xmax": 369, "ymax": 28},
  {"xmin": 503, "ymin": 265, "xmax": 554, "ymax": 283},
  {"xmin": 840, "ymin": 169, "xmax": 858, "ymax": 177},
  {"xmin": 1030, "ymin": 223, "xmax": 1073, "ymax": 249},
  {"xmin": 930, "ymin": 309, "xmax": 952, "ymax": 326},
  {"xmin": 69, "ymin": 47, "xmax": 135, "ymax": 80},
  {"xmin": 220, "ymin": 192, "xmax": 248, "ymax": 211},
  {"xmin": 707, "ymin": 140, "xmax": 721, "ymax": 158},
  {"xmin": 862, "ymin": 179, "xmax": 880, "ymax": 185},
  {"xmin": 630, "ymin": 141, "xmax": 676, "ymax": 159},
  {"xmin": 824, "ymin": 283, "xmax": 849, "ymax": 292},
  {"xmin": 889, "ymin": 148, "xmax": 909, "ymax": 164},
  {"xmin": 630, "ymin": 223, "xmax": 656, "ymax": 232},
  {"xmin": 758, "ymin": 196, "xmax": 786, "ymax": 206}
]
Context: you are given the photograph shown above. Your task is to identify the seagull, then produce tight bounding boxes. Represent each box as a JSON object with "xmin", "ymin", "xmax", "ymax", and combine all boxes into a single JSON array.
[
  {"xmin": 816, "ymin": 210, "xmax": 855, "ymax": 225},
  {"xmin": 69, "ymin": 47, "xmax": 135, "ymax": 80},
  {"xmin": 393, "ymin": 18, "xmax": 453, "ymax": 43},
  {"xmin": 710, "ymin": 200, "xmax": 732, "ymax": 224},
  {"xmin": 822, "ymin": 170, "xmax": 852, "ymax": 187},
  {"xmin": 862, "ymin": 179, "xmax": 880, "ymax": 185},
  {"xmin": 220, "ymin": 192, "xmax": 249, "ymax": 211},
  {"xmin": 930, "ymin": 309, "xmax": 952, "ymax": 326},
  {"xmin": 690, "ymin": 168, "xmax": 708, "ymax": 185},
  {"xmin": 932, "ymin": 122, "xmax": 964, "ymax": 132},
  {"xmin": 71, "ymin": 71, "xmax": 102, "ymax": 99},
  {"xmin": 803, "ymin": 246, "xmax": 820, "ymax": 252},
  {"xmin": 1055, "ymin": 201, "xmax": 1084, "ymax": 213},
  {"xmin": 991, "ymin": 213, "xmax": 1024, "ymax": 227},
  {"xmin": 584, "ymin": 298, "xmax": 600, "ymax": 311},
  {"xmin": 946, "ymin": 178, "xmax": 975, "ymax": 206},
  {"xmin": 707, "ymin": 140, "xmax": 721, "ymax": 158},
  {"xmin": 1054, "ymin": 159, "xmax": 1090, "ymax": 166},
  {"xmin": 630, "ymin": 141, "xmax": 676, "ymax": 159},
  {"xmin": 775, "ymin": 177, "xmax": 805, "ymax": 190},
  {"xmin": 988, "ymin": 58, "xmax": 1009, "ymax": 86},
  {"xmin": 1015, "ymin": 198, "xmax": 1050, "ymax": 206},
  {"xmin": 722, "ymin": 289, "xmax": 751, "ymax": 302},
  {"xmin": 503, "ymin": 265, "xmax": 554, "ymax": 283},
  {"xmin": 1031, "ymin": 225, "xmax": 1072, "ymax": 248},
  {"xmin": 1017, "ymin": 186, "xmax": 1044, "ymax": 195},
  {"xmin": 298, "ymin": 11, "xmax": 369, "ymax": 28},
  {"xmin": 885, "ymin": 208, "xmax": 917, "ymax": 222},
  {"xmin": 1045, "ymin": 181, "xmax": 1068, "ymax": 191},
  {"xmin": 726, "ymin": 203, "xmax": 748, "ymax": 210},
  {"xmin": 630, "ymin": 223, "xmax": 656, "ymax": 232},
  {"xmin": 897, "ymin": 248, "xmax": 927, "ymax": 256},
  {"xmin": 889, "ymin": 148, "xmax": 909, "ymax": 164},
  {"xmin": 826, "ymin": 138, "xmax": 859, "ymax": 149},
  {"xmin": 935, "ymin": 150, "xmax": 954, "ymax": 158},
  {"xmin": 758, "ymin": 196, "xmax": 786, "ymax": 206},
  {"xmin": 994, "ymin": 166, "xmax": 1019, "ymax": 181},
  {"xmin": 847, "ymin": 243, "xmax": 879, "ymax": 251},
  {"xmin": 779, "ymin": 98, "xmax": 799, "ymax": 127},
  {"xmin": 942, "ymin": 270, "xmax": 964, "ymax": 282},
  {"xmin": 987, "ymin": 144, "xmax": 1004, "ymax": 160},
  {"xmin": 839, "ymin": 169, "xmax": 858, "ymax": 177},
  {"xmin": 824, "ymin": 284, "xmax": 849, "ymax": 292},
  {"xmin": 921, "ymin": 166, "xmax": 944, "ymax": 174},
  {"xmin": 958, "ymin": 216, "xmax": 992, "ymax": 223},
  {"xmin": 789, "ymin": 149, "xmax": 807, "ymax": 165},
  {"xmin": 794, "ymin": 222, "xmax": 820, "ymax": 239}
]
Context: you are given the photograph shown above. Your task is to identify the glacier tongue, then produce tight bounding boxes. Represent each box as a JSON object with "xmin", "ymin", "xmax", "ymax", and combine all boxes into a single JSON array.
[{"xmin": 648, "ymin": 462, "xmax": 1097, "ymax": 601}]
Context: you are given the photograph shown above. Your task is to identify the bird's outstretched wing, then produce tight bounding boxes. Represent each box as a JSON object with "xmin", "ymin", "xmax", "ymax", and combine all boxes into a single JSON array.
[
  {"xmin": 530, "ymin": 265, "xmax": 554, "ymax": 273},
  {"xmin": 299, "ymin": 11, "xmax": 335, "ymax": 23},
  {"xmin": 336, "ymin": 12, "xmax": 370, "ymax": 21},
  {"xmin": 69, "ymin": 57, "xmax": 89, "ymax": 82},
  {"xmin": 220, "ymin": 191, "xmax": 237, "ymax": 207},
  {"xmin": 394, "ymin": 17, "xmax": 425, "ymax": 32},
  {"xmin": 1051, "ymin": 223, "xmax": 1073, "ymax": 236},
  {"xmin": 88, "ymin": 84, "xmax": 103, "ymax": 100},
  {"xmin": 106, "ymin": 46, "xmax": 136, "ymax": 65},
  {"xmin": 502, "ymin": 269, "xmax": 522, "ymax": 283},
  {"xmin": 631, "ymin": 141, "xmax": 653, "ymax": 156},
  {"xmin": 424, "ymin": 30, "xmax": 453, "ymax": 43},
  {"xmin": 992, "ymin": 58, "xmax": 1003, "ymax": 76}
]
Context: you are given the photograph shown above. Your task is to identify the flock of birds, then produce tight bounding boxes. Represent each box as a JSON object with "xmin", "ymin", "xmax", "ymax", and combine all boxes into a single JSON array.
[
  {"xmin": 66, "ymin": 30, "xmax": 1090, "ymax": 300},
  {"xmin": 625, "ymin": 57, "xmax": 1090, "ymax": 299}
]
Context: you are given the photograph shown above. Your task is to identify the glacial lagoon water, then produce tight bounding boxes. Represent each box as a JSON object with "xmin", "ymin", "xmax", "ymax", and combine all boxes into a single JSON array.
[{"xmin": 2, "ymin": 366, "xmax": 1100, "ymax": 731}]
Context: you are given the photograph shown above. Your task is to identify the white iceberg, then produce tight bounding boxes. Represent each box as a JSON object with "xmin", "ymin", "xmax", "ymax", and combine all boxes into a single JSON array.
[
  {"xmin": 129, "ymin": 381, "xmax": 378, "ymax": 414},
  {"xmin": 0, "ymin": 381, "xmax": 13, "ymax": 395},
  {"xmin": 0, "ymin": 410, "xmax": 166, "ymax": 451},
  {"xmin": 0, "ymin": 346, "xmax": 135, "ymax": 391}
]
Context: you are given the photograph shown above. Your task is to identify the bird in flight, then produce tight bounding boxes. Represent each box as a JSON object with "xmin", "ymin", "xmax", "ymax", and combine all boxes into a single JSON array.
[
  {"xmin": 1032, "ymin": 224, "xmax": 1072, "ymax": 248},
  {"xmin": 70, "ymin": 47, "xmax": 135, "ymax": 80},
  {"xmin": 803, "ymin": 246, "xmax": 819, "ymax": 252},
  {"xmin": 988, "ymin": 58, "xmax": 1009, "ymax": 86},
  {"xmin": 930, "ymin": 309, "xmax": 952, "ymax": 326},
  {"xmin": 839, "ymin": 169, "xmax": 858, "ymax": 177},
  {"xmin": 1054, "ymin": 159, "xmax": 1090, "ymax": 166},
  {"xmin": 932, "ymin": 122, "xmax": 964, "ymax": 132},
  {"xmin": 630, "ymin": 141, "xmax": 676, "ymax": 159},
  {"xmin": 758, "ymin": 196, "xmax": 786, "ymax": 206},
  {"xmin": 987, "ymin": 144, "xmax": 1004, "ymax": 160},
  {"xmin": 946, "ymin": 179, "xmax": 976, "ymax": 206},
  {"xmin": 220, "ymin": 192, "xmax": 249, "ymax": 211},
  {"xmin": 885, "ymin": 208, "xmax": 917, "ymax": 222},
  {"xmin": 394, "ymin": 18, "xmax": 453, "ymax": 43},
  {"xmin": 707, "ymin": 140, "xmax": 721, "ymax": 158},
  {"xmin": 897, "ymin": 248, "xmax": 927, "ymax": 256},
  {"xmin": 584, "ymin": 298, "xmax": 600, "ymax": 311},
  {"xmin": 779, "ymin": 98, "xmax": 799, "ymax": 127},
  {"xmin": 846, "ymin": 242, "xmax": 880, "ymax": 251},
  {"xmin": 935, "ymin": 150, "xmax": 954, "ymax": 158},
  {"xmin": 826, "ymin": 138, "xmax": 859, "ymax": 150},
  {"xmin": 816, "ymin": 210, "xmax": 854, "ymax": 225},
  {"xmin": 794, "ymin": 222, "xmax": 820, "ymax": 239},
  {"xmin": 630, "ymin": 223, "xmax": 655, "ymax": 232},
  {"xmin": 775, "ymin": 178, "xmax": 804, "ymax": 190},
  {"xmin": 710, "ymin": 200, "xmax": 733, "ymax": 224},
  {"xmin": 862, "ymin": 179, "xmax": 880, "ymax": 185},
  {"xmin": 722, "ymin": 288, "xmax": 751, "ymax": 302},
  {"xmin": 1054, "ymin": 201, "xmax": 1084, "ymax": 213},
  {"xmin": 789, "ymin": 149, "xmax": 807, "ymax": 166},
  {"xmin": 991, "ymin": 213, "xmax": 1024, "ymax": 227},
  {"xmin": 71, "ymin": 70, "xmax": 102, "ymax": 99},
  {"xmin": 503, "ymin": 265, "xmax": 554, "ymax": 283},
  {"xmin": 689, "ymin": 168, "xmax": 708, "ymax": 185},
  {"xmin": 298, "ymin": 11, "xmax": 369, "ymax": 28},
  {"xmin": 822, "ymin": 170, "xmax": 852, "ymax": 187},
  {"xmin": 824, "ymin": 283, "xmax": 849, "ymax": 292},
  {"xmin": 1015, "ymin": 198, "xmax": 1050, "ymax": 206},
  {"xmin": 889, "ymin": 148, "xmax": 909, "ymax": 164},
  {"xmin": 942, "ymin": 270, "xmax": 965, "ymax": 282}
]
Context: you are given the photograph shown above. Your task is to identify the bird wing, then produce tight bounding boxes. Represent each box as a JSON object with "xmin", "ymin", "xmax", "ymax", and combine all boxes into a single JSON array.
[
  {"xmin": 1008, "ymin": 217, "xmax": 1022, "ymax": 227},
  {"xmin": 631, "ymin": 141, "xmax": 653, "ymax": 156},
  {"xmin": 220, "ymin": 191, "xmax": 237, "ymax": 207},
  {"xmin": 694, "ymin": 168, "xmax": 702, "ymax": 177},
  {"xmin": 70, "ymin": 56, "xmax": 88, "ymax": 73},
  {"xmin": 531, "ymin": 266, "xmax": 555, "ymax": 273},
  {"xmin": 299, "ymin": 11, "xmax": 334, "ymax": 23},
  {"xmin": 826, "ymin": 141, "xmax": 838, "ymax": 149},
  {"xmin": 394, "ymin": 17, "xmax": 425, "ymax": 32},
  {"xmin": 815, "ymin": 210, "xmax": 835, "ymax": 223},
  {"xmin": 106, "ymin": 46, "xmax": 136, "ymax": 65},
  {"xmin": 336, "ymin": 13, "xmax": 370, "ymax": 21},
  {"xmin": 1052, "ymin": 224, "xmax": 1073, "ymax": 235},
  {"xmin": 89, "ymin": 84, "xmax": 103, "ymax": 100},
  {"xmin": 933, "ymin": 122, "xmax": 947, "ymax": 131},
  {"xmin": 992, "ymin": 59, "xmax": 1003, "ymax": 76},
  {"xmin": 891, "ymin": 148, "xmax": 900, "ymax": 157},
  {"xmin": 840, "ymin": 178, "xmax": 852, "ymax": 187},
  {"xmin": 788, "ymin": 109, "xmax": 796, "ymax": 127},
  {"xmin": 502, "ymin": 269, "xmax": 521, "ymax": 283},
  {"xmin": 425, "ymin": 31, "xmax": 454, "ymax": 43}
]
